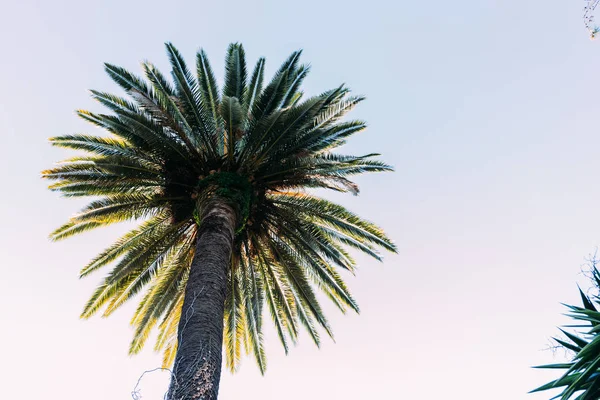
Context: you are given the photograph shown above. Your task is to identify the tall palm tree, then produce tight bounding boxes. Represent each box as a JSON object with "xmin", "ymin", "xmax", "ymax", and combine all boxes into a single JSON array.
[{"xmin": 43, "ymin": 43, "xmax": 396, "ymax": 400}]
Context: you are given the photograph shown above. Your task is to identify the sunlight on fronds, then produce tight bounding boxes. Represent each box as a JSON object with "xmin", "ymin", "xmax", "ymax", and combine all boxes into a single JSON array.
[{"xmin": 44, "ymin": 42, "xmax": 396, "ymax": 373}]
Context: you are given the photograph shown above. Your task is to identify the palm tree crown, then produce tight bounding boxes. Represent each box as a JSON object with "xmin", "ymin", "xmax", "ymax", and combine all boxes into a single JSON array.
[{"xmin": 43, "ymin": 43, "xmax": 396, "ymax": 373}]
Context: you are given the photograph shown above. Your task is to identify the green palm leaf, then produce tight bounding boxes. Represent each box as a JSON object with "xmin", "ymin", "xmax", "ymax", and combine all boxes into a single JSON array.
[{"xmin": 532, "ymin": 264, "xmax": 600, "ymax": 399}]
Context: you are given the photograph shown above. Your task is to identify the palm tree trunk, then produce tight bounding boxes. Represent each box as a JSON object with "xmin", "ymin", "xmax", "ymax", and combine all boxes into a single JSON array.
[{"xmin": 167, "ymin": 201, "xmax": 236, "ymax": 400}]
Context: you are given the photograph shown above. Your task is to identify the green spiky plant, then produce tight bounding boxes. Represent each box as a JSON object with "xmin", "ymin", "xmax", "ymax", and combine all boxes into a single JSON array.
[
  {"xmin": 43, "ymin": 43, "xmax": 396, "ymax": 400},
  {"xmin": 532, "ymin": 261, "xmax": 600, "ymax": 399}
]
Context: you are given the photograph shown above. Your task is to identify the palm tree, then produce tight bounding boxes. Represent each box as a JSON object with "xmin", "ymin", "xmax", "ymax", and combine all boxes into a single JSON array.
[
  {"xmin": 43, "ymin": 43, "xmax": 396, "ymax": 400},
  {"xmin": 532, "ymin": 262, "xmax": 600, "ymax": 399}
]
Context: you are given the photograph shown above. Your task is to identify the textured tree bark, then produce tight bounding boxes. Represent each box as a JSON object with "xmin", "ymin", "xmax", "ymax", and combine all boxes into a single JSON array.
[{"xmin": 166, "ymin": 201, "xmax": 236, "ymax": 400}]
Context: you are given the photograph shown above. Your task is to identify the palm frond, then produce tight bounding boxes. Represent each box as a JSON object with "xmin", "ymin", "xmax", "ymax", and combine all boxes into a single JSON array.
[
  {"xmin": 165, "ymin": 43, "xmax": 215, "ymax": 154},
  {"xmin": 224, "ymin": 252, "xmax": 245, "ymax": 372},
  {"xmin": 196, "ymin": 49, "xmax": 221, "ymax": 146},
  {"xmin": 532, "ymin": 264, "xmax": 600, "ymax": 399},
  {"xmin": 79, "ymin": 213, "xmax": 172, "ymax": 277},
  {"xmin": 247, "ymin": 50, "xmax": 302, "ymax": 128},
  {"xmin": 243, "ymin": 58, "xmax": 265, "ymax": 112},
  {"xmin": 80, "ymin": 221, "xmax": 191, "ymax": 318},
  {"xmin": 223, "ymin": 43, "xmax": 247, "ymax": 101},
  {"xmin": 220, "ymin": 96, "xmax": 244, "ymax": 161},
  {"xmin": 281, "ymin": 65, "xmax": 310, "ymax": 108},
  {"xmin": 129, "ymin": 238, "xmax": 192, "ymax": 354}
]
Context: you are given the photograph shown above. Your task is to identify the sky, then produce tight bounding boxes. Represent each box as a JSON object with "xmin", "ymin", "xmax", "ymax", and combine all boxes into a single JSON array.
[{"xmin": 1, "ymin": 0, "xmax": 600, "ymax": 399}]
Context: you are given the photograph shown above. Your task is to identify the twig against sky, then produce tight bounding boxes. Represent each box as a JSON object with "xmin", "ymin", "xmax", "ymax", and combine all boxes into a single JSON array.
[
  {"xmin": 584, "ymin": 0, "xmax": 600, "ymax": 38},
  {"xmin": 131, "ymin": 368, "xmax": 175, "ymax": 400}
]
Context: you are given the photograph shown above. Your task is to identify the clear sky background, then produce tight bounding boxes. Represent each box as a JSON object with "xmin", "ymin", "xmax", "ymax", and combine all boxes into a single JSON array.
[{"xmin": 1, "ymin": 0, "xmax": 599, "ymax": 399}]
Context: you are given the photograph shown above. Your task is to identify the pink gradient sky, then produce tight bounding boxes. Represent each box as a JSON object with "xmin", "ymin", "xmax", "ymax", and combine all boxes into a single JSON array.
[{"xmin": 1, "ymin": 0, "xmax": 600, "ymax": 399}]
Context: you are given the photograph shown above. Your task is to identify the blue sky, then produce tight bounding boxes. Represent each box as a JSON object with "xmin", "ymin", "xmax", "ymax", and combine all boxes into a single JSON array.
[{"xmin": 1, "ymin": 0, "xmax": 600, "ymax": 398}]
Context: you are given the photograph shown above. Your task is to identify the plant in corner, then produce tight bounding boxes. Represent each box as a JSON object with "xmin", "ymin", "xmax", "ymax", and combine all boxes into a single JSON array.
[
  {"xmin": 532, "ymin": 259, "xmax": 600, "ymax": 399},
  {"xmin": 43, "ymin": 43, "xmax": 397, "ymax": 400}
]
